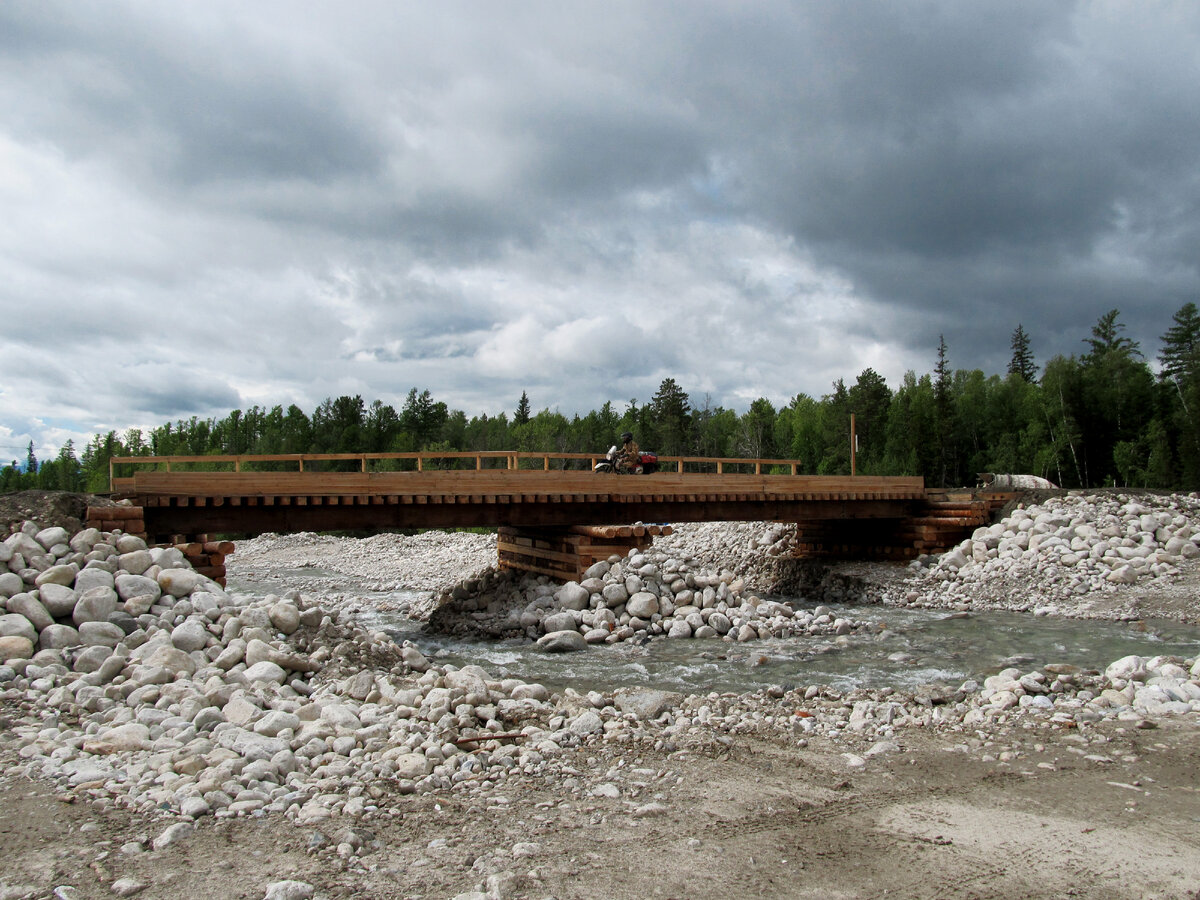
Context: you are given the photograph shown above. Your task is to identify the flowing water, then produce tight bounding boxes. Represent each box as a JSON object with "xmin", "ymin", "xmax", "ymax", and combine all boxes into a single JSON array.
[{"xmin": 228, "ymin": 569, "xmax": 1200, "ymax": 694}]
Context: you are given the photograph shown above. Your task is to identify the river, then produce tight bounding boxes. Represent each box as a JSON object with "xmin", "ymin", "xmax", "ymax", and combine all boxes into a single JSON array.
[{"xmin": 227, "ymin": 570, "xmax": 1200, "ymax": 694}]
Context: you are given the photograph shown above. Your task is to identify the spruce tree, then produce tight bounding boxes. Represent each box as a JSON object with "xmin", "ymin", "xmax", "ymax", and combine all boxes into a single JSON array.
[
  {"xmin": 933, "ymin": 336, "xmax": 951, "ymax": 411},
  {"xmin": 933, "ymin": 336, "xmax": 955, "ymax": 486},
  {"xmin": 1008, "ymin": 324, "xmax": 1037, "ymax": 382},
  {"xmin": 1159, "ymin": 301, "xmax": 1200, "ymax": 383},
  {"xmin": 514, "ymin": 391, "xmax": 531, "ymax": 426}
]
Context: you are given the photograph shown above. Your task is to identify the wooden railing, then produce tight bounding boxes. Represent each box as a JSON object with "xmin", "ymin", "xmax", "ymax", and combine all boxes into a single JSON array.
[{"xmin": 107, "ymin": 451, "xmax": 805, "ymax": 491}]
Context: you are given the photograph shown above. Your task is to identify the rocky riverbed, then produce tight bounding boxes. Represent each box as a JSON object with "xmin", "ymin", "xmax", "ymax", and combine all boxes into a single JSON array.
[{"xmin": 2, "ymin": 490, "xmax": 1199, "ymax": 899}]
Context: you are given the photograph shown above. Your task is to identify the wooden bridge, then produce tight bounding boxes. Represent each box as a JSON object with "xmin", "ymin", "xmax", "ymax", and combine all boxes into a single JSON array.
[{"xmin": 95, "ymin": 451, "xmax": 1008, "ymax": 583}]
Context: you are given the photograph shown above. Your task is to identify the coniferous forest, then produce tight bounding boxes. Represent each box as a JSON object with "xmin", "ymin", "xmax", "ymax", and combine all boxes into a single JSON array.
[{"xmin": 7, "ymin": 306, "xmax": 1200, "ymax": 494}]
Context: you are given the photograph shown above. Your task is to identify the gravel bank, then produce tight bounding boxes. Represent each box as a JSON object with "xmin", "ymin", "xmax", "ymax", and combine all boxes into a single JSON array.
[{"xmin": 1, "ymin": 492, "xmax": 1199, "ymax": 899}]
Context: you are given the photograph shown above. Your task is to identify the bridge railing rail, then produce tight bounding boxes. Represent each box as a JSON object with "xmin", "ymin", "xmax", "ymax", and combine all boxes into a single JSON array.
[{"xmin": 107, "ymin": 451, "xmax": 804, "ymax": 491}]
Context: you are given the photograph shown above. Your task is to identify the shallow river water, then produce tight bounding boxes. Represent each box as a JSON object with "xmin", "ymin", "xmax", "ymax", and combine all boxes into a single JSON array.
[{"xmin": 228, "ymin": 570, "xmax": 1200, "ymax": 694}]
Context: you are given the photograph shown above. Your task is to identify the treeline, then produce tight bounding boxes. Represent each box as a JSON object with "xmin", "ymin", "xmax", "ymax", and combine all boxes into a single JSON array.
[{"xmin": 5, "ymin": 305, "xmax": 1200, "ymax": 494}]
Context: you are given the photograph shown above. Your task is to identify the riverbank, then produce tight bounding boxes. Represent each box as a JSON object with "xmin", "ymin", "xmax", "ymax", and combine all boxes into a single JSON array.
[{"xmin": 1, "ymin": 491, "xmax": 1199, "ymax": 899}]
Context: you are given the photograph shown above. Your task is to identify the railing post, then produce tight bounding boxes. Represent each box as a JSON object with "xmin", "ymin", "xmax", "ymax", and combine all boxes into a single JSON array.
[
  {"xmin": 850, "ymin": 413, "xmax": 857, "ymax": 477},
  {"xmin": 417, "ymin": 456, "xmax": 423, "ymax": 472}
]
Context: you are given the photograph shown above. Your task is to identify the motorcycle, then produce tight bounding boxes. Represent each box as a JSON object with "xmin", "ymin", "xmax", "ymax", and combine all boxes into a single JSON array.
[{"xmin": 593, "ymin": 446, "xmax": 659, "ymax": 474}]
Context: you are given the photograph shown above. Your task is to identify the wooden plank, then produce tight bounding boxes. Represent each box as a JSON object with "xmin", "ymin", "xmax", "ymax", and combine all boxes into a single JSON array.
[
  {"xmin": 497, "ymin": 540, "xmax": 582, "ymax": 566},
  {"xmin": 499, "ymin": 558, "xmax": 580, "ymax": 580},
  {"xmin": 127, "ymin": 469, "xmax": 924, "ymax": 500}
]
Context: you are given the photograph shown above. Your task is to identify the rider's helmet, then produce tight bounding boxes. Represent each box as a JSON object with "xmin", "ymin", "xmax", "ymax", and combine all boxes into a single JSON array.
[{"xmin": 621, "ymin": 432, "xmax": 633, "ymax": 444}]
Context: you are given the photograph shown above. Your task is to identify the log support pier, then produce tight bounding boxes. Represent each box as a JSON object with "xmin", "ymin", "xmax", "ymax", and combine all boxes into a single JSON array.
[
  {"xmin": 792, "ymin": 490, "xmax": 1016, "ymax": 560},
  {"xmin": 498, "ymin": 524, "xmax": 673, "ymax": 582},
  {"xmin": 86, "ymin": 505, "xmax": 146, "ymax": 542},
  {"xmin": 86, "ymin": 506, "xmax": 232, "ymax": 587}
]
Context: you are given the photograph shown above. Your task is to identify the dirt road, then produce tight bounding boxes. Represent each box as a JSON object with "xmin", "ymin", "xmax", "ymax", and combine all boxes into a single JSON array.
[{"xmin": 3, "ymin": 706, "xmax": 1198, "ymax": 900}]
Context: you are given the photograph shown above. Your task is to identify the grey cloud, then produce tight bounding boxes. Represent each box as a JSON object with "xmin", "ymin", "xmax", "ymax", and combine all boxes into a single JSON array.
[
  {"xmin": 3, "ymin": 1, "xmax": 1200, "ymax": 458},
  {"xmin": 118, "ymin": 378, "xmax": 243, "ymax": 420},
  {"xmin": 0, "ymin": 2, "xmax": 385, "ymax": 188}
]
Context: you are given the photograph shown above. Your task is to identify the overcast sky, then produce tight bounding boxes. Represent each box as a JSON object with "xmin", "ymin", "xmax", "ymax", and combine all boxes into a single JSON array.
[{"xmin": 3, "ymin": 1, "xmax": 1199, "ymax": 462}]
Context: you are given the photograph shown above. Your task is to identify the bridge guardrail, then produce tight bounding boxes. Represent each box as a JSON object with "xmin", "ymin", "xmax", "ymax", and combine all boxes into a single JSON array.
[{"xmin": 107, "ymin": 451, "xmax": 804, "ymax": 491}]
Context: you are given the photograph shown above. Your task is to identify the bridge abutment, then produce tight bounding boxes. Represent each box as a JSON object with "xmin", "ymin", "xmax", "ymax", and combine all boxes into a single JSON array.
[
  {"xmin": 86, "ymin": 505, "xmax": 231, "ymax": 587},
  {"xmin": 791, "ymin": 490, "xmax": 1015, "ymax": 560}
]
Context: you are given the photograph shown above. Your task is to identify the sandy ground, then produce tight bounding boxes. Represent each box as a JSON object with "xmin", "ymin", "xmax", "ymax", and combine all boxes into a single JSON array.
[{"xmin": 3, "ymin": 707, "xmax": 1199, "ymax": 900}]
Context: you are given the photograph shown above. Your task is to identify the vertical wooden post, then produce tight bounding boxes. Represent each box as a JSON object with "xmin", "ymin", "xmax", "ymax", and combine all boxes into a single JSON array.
[{"xmin": 850, "ymin": 413, "xmax": 857, "ymax": 477}]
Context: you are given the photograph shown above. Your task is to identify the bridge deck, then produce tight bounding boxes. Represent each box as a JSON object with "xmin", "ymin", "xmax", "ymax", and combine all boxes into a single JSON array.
[
  {"xmin": 126, "ymin": 470, "xmax": 923, "ymax": 500},
  {"xmin": 117, "ymin": 470, "xmax": 926, "ymax": 536}
]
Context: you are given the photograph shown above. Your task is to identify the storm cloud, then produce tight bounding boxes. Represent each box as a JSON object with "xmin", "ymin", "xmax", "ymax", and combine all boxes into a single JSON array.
[{"xmin": 2, "ymin": 0, "xmax": 1198, "ymax": 460}]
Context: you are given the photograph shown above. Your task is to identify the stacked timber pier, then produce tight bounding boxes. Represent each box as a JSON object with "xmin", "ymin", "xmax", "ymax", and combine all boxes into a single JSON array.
[
  {"xmin": 96, "ymin": 451, "xmax": 1017, "ymax": 578},
  {"xmin": 793, "ymin": 490, "xmax": 1015, "ymax": 560},
  {"xmin": 84, "ymin": 506, "xmax": 233, "ymax": 586},
  {"xmin": 498, "ymin": 524, "xmax": 673, "ymax": 581}
]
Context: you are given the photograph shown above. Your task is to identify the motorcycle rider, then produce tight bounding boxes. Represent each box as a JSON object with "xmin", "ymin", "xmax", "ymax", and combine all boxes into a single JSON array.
[{"xmin": 617, "ymin": 431, "xmax": 640, "ymax": 473}]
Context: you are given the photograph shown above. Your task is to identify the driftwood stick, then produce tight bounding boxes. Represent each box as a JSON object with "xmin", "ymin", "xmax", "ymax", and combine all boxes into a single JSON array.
[{"xmin": 452, "ymin": 730, "xmax": 526, "ymax": 747}]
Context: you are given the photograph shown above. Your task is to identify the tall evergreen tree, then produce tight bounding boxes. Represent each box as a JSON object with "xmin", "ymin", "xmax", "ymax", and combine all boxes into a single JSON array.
[
  {"xmin": 514, "ymin": 391, "xmax": 532, "ymax": 426},
  {"xmin": 1008, "ymin": 324, "xmax": 1037, "ymax": 382},
  {"xmin": 1084, "ymin": 308, "xmax": 1140, "ymax": 360},
  {"xmin": 649, "ymin": 377, "xmax": 691, "ymax": 455},
  {"xmin": 24, "ymin": 441, "xmax": 37, "ymax": 475},
  {"xmin": 934, "ymin": 336, "xmax": 951, "ymax": 405},
  {"xmin": 933, "ymin": 336, "xmax": 955, "ymax": 486},
  {"xmin": 1158, "ymin": 301, "xmax": 1200, "ymax": 484},
  {"xmin": 1159, "ymin": 301, "xmax": 1200, "ymax": 383},
  {"xmin": 53, "ymin": 440, "xmax": 81, "ymax": 491}
]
